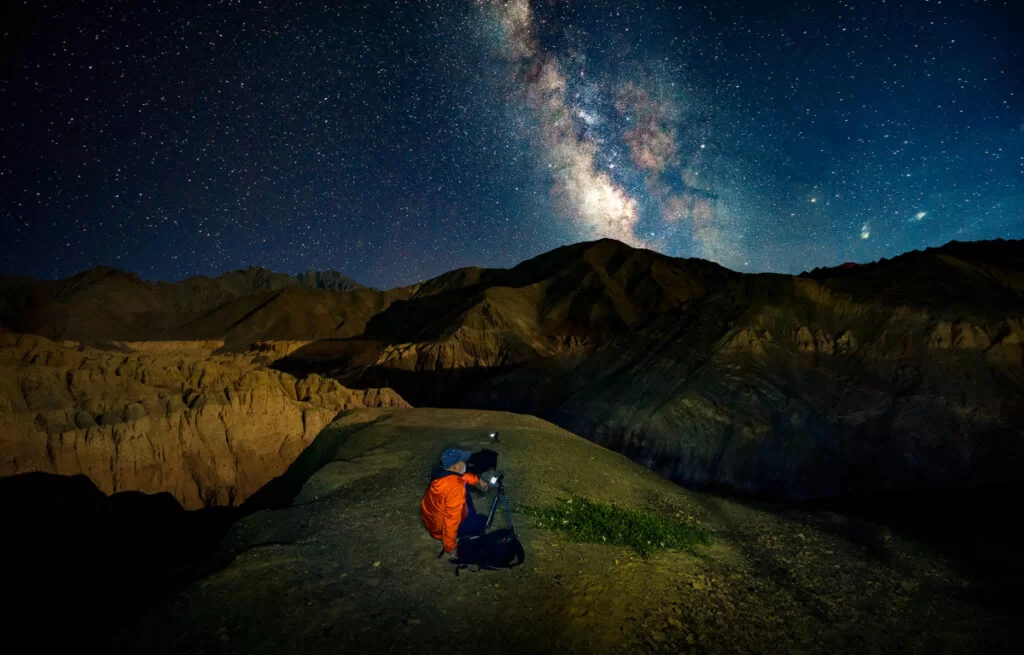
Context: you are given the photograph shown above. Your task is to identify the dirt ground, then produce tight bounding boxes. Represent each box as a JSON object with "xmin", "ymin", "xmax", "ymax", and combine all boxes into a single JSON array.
[{"xmin": 111, "ymin": 408, "xmax": 1018, "ymax": 654}]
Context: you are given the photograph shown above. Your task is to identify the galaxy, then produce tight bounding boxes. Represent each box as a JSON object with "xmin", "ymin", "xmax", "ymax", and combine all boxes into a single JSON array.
[{"xmin": 3, "ymin": 0, "xmax": 1022, "ymax": 288}]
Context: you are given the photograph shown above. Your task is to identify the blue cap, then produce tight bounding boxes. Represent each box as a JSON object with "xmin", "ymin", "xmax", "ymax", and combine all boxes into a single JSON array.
[{"xmin": 440, "ymin": 448, "xmax": 472, "ymax": 467}]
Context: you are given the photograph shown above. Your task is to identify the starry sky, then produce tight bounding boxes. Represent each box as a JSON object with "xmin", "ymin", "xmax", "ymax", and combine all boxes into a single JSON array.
[{"xmin": 3, "ymin": 0, "xmax": 1022, "ymax": 289}]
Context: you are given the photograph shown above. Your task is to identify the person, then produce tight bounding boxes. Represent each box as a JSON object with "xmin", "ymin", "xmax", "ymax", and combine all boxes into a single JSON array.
[{"xmin": 421, "ymin": 448, "xmax": 490, "ymax": 554}]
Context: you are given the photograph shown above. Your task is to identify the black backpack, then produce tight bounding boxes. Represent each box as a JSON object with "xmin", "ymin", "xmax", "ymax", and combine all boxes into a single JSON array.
[{"xmin": 454, "ymin": 528, "xmax": 525, "ymax": 574}]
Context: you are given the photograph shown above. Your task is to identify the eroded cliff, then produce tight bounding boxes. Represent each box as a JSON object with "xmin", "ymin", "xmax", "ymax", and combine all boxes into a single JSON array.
[{"xmin": 0, "ymin": 333, "xmax": 407, "ymax": 508}]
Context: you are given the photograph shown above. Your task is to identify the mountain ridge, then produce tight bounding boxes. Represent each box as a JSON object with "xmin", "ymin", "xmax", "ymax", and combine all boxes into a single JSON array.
[{"xmin": 2, "ymin": 236, "xmax": 1022, "ymax": 500}]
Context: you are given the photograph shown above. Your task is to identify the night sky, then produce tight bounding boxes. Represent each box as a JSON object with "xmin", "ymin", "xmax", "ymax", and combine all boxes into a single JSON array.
[{"xmin": 3, "ymin": 1, "xmax": 1022, "ymax": 289}]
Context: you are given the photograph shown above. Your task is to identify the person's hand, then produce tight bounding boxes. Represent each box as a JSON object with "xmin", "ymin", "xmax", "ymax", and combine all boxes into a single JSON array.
[{"xmin": 477, "ymin": 480, "xmax": 489, "ymax": 492}]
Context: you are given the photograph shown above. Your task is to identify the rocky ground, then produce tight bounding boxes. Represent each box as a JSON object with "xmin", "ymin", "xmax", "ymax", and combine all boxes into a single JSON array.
[{"xmin": 103, "ymin": 408, "xmax": 1017, "ymax": 654}]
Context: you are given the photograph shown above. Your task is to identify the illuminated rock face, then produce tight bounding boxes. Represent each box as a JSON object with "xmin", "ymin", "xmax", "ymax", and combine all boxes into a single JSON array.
[{"xmin": 0, "ymin": 334, "xmax": 408, "ymax": 508}]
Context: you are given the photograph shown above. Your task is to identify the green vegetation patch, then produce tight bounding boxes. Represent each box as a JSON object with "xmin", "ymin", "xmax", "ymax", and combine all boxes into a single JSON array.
[{"xmin": 517, "ymin": 496, "xmax": 712, "ymax": 558}]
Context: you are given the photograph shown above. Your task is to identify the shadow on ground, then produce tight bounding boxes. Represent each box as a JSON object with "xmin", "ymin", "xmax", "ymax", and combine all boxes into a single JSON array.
[
  {"xmin": 0, "ymin": 472, "xmax": 237, "ymax": 650},
  {"xmin": 797, "ymin": 486, "xmax": 1024, "ymax": 611}
]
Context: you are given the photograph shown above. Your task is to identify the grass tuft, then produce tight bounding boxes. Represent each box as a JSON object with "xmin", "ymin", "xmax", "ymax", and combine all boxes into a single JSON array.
[{"xmin": 517, "ymin": 495, "xmax": 712, "ymax": 558}]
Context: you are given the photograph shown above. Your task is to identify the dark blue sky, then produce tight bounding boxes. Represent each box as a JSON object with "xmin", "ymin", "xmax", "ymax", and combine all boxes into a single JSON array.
[{"xmin": 3, "ymin": 0, "xmax": 1022, "ymax": 289}]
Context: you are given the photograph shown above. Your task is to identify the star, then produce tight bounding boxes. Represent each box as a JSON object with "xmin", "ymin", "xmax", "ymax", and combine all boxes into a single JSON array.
[{"xmin": 2, "ymin": 0, "xmax": 1020, "ymax": 284}]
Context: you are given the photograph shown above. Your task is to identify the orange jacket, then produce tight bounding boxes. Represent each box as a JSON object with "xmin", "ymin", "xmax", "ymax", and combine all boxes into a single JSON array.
[{"xmin": 421, "ymin": 468, "xmax": 480, "ymax": 553}]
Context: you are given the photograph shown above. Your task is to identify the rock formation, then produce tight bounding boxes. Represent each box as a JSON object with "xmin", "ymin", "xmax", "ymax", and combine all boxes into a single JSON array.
[{"xmin": 0, "ymin": 333, "xmax": 407, "ymax": 508}]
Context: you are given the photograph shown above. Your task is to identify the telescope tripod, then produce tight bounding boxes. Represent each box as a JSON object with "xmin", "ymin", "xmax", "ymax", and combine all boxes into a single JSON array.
[{"xmin": 485, "ymin": 476, "xmax": 516, "ymax": 536}]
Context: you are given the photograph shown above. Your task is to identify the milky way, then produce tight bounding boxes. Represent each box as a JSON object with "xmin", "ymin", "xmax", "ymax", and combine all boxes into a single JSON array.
[
  {"xmin": 478, "ymin": 0, "xmax": 642, "ymax": 246},
  {"xmin": 3, "ymin": 1, "xmax": 1022, "ymax": 287}
]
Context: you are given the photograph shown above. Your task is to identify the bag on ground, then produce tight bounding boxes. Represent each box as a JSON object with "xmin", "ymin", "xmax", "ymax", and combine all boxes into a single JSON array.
[{"xmin": 455, "ymin": 528, "xmax": 525, "ymax": 571}]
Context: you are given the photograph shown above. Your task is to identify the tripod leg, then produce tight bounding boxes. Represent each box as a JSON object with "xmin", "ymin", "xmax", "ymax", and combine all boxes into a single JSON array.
[
  {"xmin": 485, "ymin": 489, "xmax": 501, "ymax": 531},
  {"xmin": 501, "ymin": 490, "xmax": 516, "ymax": 535}
]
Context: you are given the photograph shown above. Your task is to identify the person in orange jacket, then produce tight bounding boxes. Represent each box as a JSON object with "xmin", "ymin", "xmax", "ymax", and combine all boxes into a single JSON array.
[{"xmin": 421, "ymin": 448, "xmax": 490, "ymax": 554}]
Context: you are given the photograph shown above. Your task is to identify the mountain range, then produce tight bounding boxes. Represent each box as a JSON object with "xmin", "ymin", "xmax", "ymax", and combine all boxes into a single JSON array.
[{"xmin": 2, "ymin": 237, "xmax": 1022, "ymax": 500}]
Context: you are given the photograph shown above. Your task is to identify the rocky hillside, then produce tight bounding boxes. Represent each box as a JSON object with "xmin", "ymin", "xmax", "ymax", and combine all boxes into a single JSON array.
[
  {"xmin": 105, "ymin": 408, "xmax": 1016, "ymax": 654},
  {"xmin": 548, "ymin": 264, "xmax": 1024, "ymax": 497},
  {"xmin": 278, "ymin": 238, "xmax": 1024, "ymax": 498},
  {"xmin": 274, "ymin": 239, "xmax": 735, "ymax": 404},
  {"xmin": 0, "ymin": 333, "xmax": 407, "ymax": 508}
]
